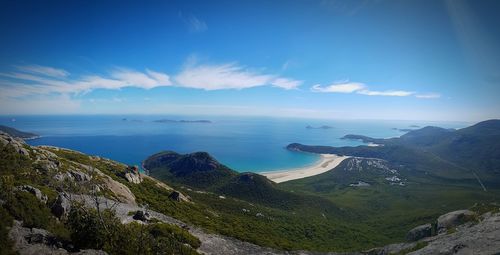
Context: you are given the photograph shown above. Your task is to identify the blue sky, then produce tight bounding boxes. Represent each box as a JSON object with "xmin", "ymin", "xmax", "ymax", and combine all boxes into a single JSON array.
[{"xmin": 0, "ymin": 0, "xmax": 499, "ymax": 121}]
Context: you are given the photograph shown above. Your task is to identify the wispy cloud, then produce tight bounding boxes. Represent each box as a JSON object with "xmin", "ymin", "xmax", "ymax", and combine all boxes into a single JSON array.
[
  {"xmin": 311, "ymin": 81, "xmax": 365, "ymax": 93},
  {"xmin": 415, "ymin": 93, "xmax": 441, "ymax": 99},
  {"xmin": 0, "ymin": 65, "xmax": 172, "ymax": 98},
  {"xmin": 15, "ymin": 64, "xmax": 69, "ymax": 78},
  {"xmin": 271, "ymin": 78, "xmax": 303, "ymax": 90},
  {"xmin": 175, "ymin": 63, "xmax": 271, "ymax": 90},
  {"xmin": 311, "ymin": 80, "xmax": 437, "ymax": 98},
  {"xmin": 174, "ymin": 62, "xmax": 302, "ymax": 90},
  {"xmin": 357, "ymin": 89, "xmax": 414, "ymax": 97},
  {"xmin": 0, "ymin": 62, "xmax": 302, "ymax": 98},
  {"xmin": 179, "ymin": 12, "xmax": 207, "ymax": 32}
]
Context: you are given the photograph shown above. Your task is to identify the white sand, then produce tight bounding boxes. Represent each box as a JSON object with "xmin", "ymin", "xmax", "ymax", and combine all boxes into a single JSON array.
[{"xmin": 261, "ymin": 154, "xmax": 350, "ymax": 183}]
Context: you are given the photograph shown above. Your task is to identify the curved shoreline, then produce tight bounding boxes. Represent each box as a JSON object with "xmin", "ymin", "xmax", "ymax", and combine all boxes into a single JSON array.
[{"xmin": 261, "ymin": 154, "xmax": 350, "ymax": 183}]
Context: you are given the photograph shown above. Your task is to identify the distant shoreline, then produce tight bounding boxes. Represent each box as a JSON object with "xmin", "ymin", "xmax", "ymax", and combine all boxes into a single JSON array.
[{"xmin": 261, "ymin": 154, "xmax": 350, "ymax": 183}]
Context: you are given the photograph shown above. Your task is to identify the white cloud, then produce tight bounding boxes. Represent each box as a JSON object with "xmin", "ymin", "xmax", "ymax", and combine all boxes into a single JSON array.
[
  {"xmin": 415, "ymin": 93, "xmax": 441, "ymax": 99},
  {"xmin": 174, "ymin": 62, "xmax": 301, "ymax": 90},
  {"xmin": 0, "ymin": 67, "xmax": 172, "ymax": 98},
  {"xmin": 310, "ymin": 81, "xmax": 435, "ymax": 97},
  {"xmin": 110, "ymin": 68, "xmax": 172, "ymax": 89},
  {"xmin": 271, "ymin": 78, "xmax": 303, "ymax": 90},
  {"xmin": 1, "ymin": 62, "xmax": 301, "ymax": 99},
  {"xmin": 357, "ymin": 89, "xmax": 414, "ymax": 97},
  {"xmin": 15, "ymin": 64, "xmax": 69, "ymax": 78},
  {"xmin": 311, "ymin": 81, "xmax": 366, "ymax": 93}
]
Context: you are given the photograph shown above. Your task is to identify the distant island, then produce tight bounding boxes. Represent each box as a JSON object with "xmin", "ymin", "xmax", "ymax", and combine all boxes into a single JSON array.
[
  {"xmin": 392, "ymin": 127, "xmax": 416, "ymax": 132},
  {"xmin": 0, "ymin": 125, "xmax": 39, "ymax": 140},
  {"xmin": 306, "ymin": 125, "xmax": 333, "ymax": 129},
  {"xmin": 153, "ymin": 119, "xmax": 212, "ymax": 123},
  {"xmin": 340, "ymin": 134, "xmax": 385, "ymax": 144}
]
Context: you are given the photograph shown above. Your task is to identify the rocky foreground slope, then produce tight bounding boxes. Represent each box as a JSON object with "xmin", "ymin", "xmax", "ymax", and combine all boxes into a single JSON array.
[{"xmin": 1, "ymin": 131, "xmax": 500, "ymax": 254}]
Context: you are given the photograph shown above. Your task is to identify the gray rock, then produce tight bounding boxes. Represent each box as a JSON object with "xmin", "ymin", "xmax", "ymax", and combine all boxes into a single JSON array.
[
  {"xmin": 437, "ymin": 209, "xmax": 475, "ymax": 233},
  {"xmin": 123, "ymin": 166, "xmax": 143, "ymax": 184},
  {"xmin": 168, "ymin": 190, "xmax": 191, "ymax": 202},
  {"xmin": 0, "ymin": 132, "xmax": 30, "ymax": 158},
  {"xmin": 9, "ymin": 220, "xmax": 108, "ymax": 255},
  {"xmin": 132, "ymin": 210, "xmax": 151, "ymax": 222},
  {"xmin": 51, "ymin": 193, "xmax": 71, "ymax": 219},
  {"xmin": 54, "ymin": 172, "xmax": 74, "ymax": 182},
  {"xmin": 38, "ymin": 160, "xmax": 59, "ymax": 172},
  {"xmin": 406, "ymin": 223, "xmax": 433, "ymax": 241},
  {"xmin": 408, "ymin": 212, "xmax": 500, "ymax": 255},
  {"xmin": 15, "ymin": 185, "xmax": 48, "ymax": 204},
  {"xmin": 70, "ymin": 170, "xmax": 92, "ymax": 182}
]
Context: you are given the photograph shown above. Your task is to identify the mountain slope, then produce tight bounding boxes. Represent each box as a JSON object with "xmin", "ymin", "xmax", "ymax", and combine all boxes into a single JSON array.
[
  {"xmin": 0, "ymin": 131, "xmax": 386, "ymax": 252},
  {"xmin": 0, "ymin": 125, "xmax": 38, "ymax": 139},
  {"xmin": 144, "ymin": 150, "xmax": 346, "ymax": 213}
]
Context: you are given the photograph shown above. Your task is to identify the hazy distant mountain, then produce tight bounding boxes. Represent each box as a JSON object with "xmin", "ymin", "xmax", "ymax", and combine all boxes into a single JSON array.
[
  {"xmin": 289, "ymin": 119, "xmax": 500, "ymax": 185},
  {"xmin": 0, "ymin": 125, "xmax": 38, "ymax": 139}
]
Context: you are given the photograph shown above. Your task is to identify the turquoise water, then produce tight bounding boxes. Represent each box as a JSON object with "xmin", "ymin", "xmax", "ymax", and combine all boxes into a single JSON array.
[{"xmin": 0, "ymin": 115, "xmax": 470, "ymax": 172}]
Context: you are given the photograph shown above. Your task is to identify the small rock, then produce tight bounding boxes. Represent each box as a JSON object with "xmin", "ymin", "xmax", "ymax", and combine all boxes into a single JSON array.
[
  {"xmin": 15, "ymin": 185, "xmax": 48, "ymax": 204},
  {"xmin": 132, "ymin": 210, "xmax": 151, "ymax": 222},
  {"xmin": 168, "ymin": 191, "xmax": 190, "ymax": 202}
]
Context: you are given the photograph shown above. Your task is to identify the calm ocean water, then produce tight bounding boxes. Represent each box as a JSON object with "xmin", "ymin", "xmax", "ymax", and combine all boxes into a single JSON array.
[{"xmin": 0, "ymin": 115, "xmax": 470, "ymax": 172}]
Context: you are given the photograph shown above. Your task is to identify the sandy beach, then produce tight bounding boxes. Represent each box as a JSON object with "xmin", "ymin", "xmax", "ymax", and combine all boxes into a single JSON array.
[{"xmin": 262, "ymin": 154, "xmax": 350, "ymax": 183}]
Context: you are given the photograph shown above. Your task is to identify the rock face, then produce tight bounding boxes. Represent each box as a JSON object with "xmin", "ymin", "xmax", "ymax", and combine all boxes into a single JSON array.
[
  {"xmin": 15, "ymin": 185, "xmax": 48, "ymax": 204},
  {"xmin": 51, "ymin": 193, "xmax": 72, "ymax": 219},
  {"xmin": 0, "ymin": 131, "xmax": 30, "ymax": 157},
  {"xmin": 406, "ymin": 223, "xmax": 433, "ymax": 242},
  {"xmin": 9, "ymin": 220, "xmax": 107, "ymax": 255},
  {"xmin": 70, "ymin": 170, "xmax": 92, "ymax": 182},
  {"xmin": 437, "ymin": 209, "xmax": 475, "ymax": 233},
  {"xmin": 371, "ymin": 209, "xmax": 500, "ymax": 255},
  {"xmin": 409, "ymin": 211, "xmax": 500, "ymax": 255},
  {"xmin": 123, "ymin": 166, "xmax": 143, "ymax": 184},
  {"xmin": 93, "ymin": 168, "xmax": 136, "ymax": 205},
  {"xmin": 168, "ymin": 190, "xmax": 191, "ymax": 202}
]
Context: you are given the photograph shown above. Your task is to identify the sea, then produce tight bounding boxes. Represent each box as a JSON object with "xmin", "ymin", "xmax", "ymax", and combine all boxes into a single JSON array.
[{"xmin": 0, "ymin": 115, "xmax": 470, "ymax": 173}]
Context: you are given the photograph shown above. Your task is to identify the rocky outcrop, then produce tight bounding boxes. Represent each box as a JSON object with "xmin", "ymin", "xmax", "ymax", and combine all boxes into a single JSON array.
[
  {"xmin": 436, "ymin": 209, "xmax": 475, "ymax": 233},
  {"xmin": 99, "ymin": 172, "xmax": 136, "ymax": 205},
  {"xmin": 51, "ymin": 193, "xmax": 72, "ymax": 219},
  {"xmin": 408, "ymin": 211, "xmax": 500, "ymax": 255},
  {"xmin": 132, "ymin": 210, "xmax": 151, "ymax": 222},
  {"xmin": 406, "ymin": 224, "xmax": 433, "ymax": 242},
  {"xmin": 15, "ymin": 185, "xmax": 48, "ymax": 204},
  {"xmin": 370, "ymin": 209, "xmax": 499, "ymax": 255},
  {"xmin": 122, "ymin": 166, "xmax": 143, "ymax": 184},
  {"xmin": 168, "ymin": 190, "xmax": 191, "ymax": 202},
  {"xmin": 0, "ymin": 131, "xmax": 30, "ymax": 157},
  {"xmin": 70, "ymin": 170, "xmax": 92, "ymax": 182},
  {"xmin": 9, "ymin": 220, "xmax": 107, "ymax": 255}
]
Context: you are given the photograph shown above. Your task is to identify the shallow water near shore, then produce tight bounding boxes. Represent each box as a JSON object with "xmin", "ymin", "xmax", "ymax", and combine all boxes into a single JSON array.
[{"xmin": 0, "ymin": 115, "xmax": 469, "ymax": 172}]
